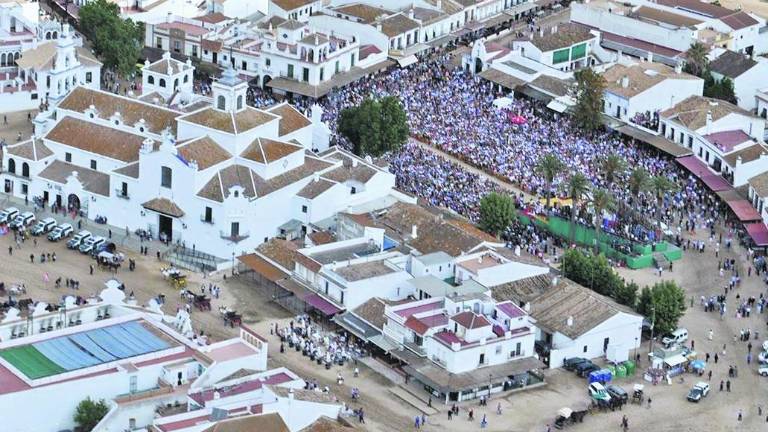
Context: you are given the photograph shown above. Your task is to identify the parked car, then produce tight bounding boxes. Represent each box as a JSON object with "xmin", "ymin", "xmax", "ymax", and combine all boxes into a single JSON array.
[
  {"xmin": 662, "ymin": 328, "xmax": 689, "ymax": 347},
  {"xmin": 759, "ymin": 366, "xmax": 768, "ymax": 377},
  {"xmin": 762, "ymin": 340, "xmax": 768, "ymax": 352},
  {"xmin": 687, "ymin": 382, "xmax": 710, "ymax": 402},
  {"xmin": 48, "ymin": 223, "xmax": 74, "ymax": 241},
  {"xmin": 588, "ymin": 383, "xmax": 611, "ymax": 401},
  {"xmin": 563, "ymin": 357, "xmax": 589, "ymax": 371},
  {"xmin": 606, "ymin": 384, "xmax": 628, "ymax": 403},
  {"xmin": 67, "ymin": 231, "xmax": 92, "ymax": 249},
  {"xmin": 0, "ymin": 207, "xmax": 19, "ymax": 224},
  {"xmin": 79, "ymin": 236, "xmax": 105, "ymax": 254},
  {"xmin": 9, "ymin": 212, "xmax": 35, "ymax": 230},
  {"xmin": 575, "ymin": 361, "xmax": 599, "ymax": 377},
  {"xmin": 758, "ymin": 351, "xmax": 768, "ymax": 364},
  {"xmin": 31, "ymin": 218, "xmax": 57, "ymax": 236}
]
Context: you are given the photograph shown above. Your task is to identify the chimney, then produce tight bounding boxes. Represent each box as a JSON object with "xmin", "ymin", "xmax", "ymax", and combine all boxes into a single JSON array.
[
  {"xmin": 621, "ymin": 75, "xmax": 629, "ymax": 88},
  {"xmin": 674, "ymin": 63, "xmax": 682, "ymax": 74},
  {"xmin": 539, "ymin": 28, "xmax": 544, "ymax": 38},
  {"xmin": 437, "ymin": 0, "xmax": 442, "ymax": 8},
  {"xmin": 411, "ymin": 224, "xmax": 418, "ymax": 239},
  {"xmin": 646, "ymin": 51, "xmax": 653, "ymax": 63},
  {"xmin": 288, "ymin": 388, "xmax": 295, "ymax": 401},
  {"xmin": 313, "ymin": 172, "xmax": 320, "ymax": 182},
  {"xmin": 409, "ymin": 8, "xmax": 415, "ymax": 19},
  {"xmin": 166, "ymin": 11, "xmax": 172, "ymax": 23},
  {"xmin": 352, "ymin": 158, "xmax": 358, "ymax": 167},
  {"xmin": 213, "ymin": 391, "xmax": 220, "ymax": 400},
  {"xmin": 566, "ymin": 316, "xmax": 573, "ymax": 327},
  {"xmin": 706, "ymin": 110, "xmax": 712, "ymax": 134},
  {"xmin": 551, "ymin": 25, "xmax": 557, "ymax": 34}
]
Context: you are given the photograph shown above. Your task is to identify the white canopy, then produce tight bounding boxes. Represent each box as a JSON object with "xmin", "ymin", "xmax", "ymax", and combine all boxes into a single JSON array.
[
  {"xmin": 493, "ymin": 97, "xmax": 514, "ymax": 108},
  {"xmin": 397, "ymin": 55, "xmax": 418, "ymax": 68}
]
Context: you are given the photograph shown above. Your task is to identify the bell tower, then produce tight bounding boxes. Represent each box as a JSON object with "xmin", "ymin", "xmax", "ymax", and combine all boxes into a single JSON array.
[{"xmin": 211, "ymin": 66, "xmax": 248, "ymax": 113}]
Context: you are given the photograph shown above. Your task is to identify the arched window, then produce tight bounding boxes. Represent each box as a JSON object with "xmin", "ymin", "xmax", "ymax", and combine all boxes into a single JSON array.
[
  {"xmin": 21, "ymin": 162, "xmax": 29, "ymax": 178},
  {"xmin": 183, "ymin": 74, "xmax": 189, "ymax": 83},
  {"xmin": 236, "ymin": 95, "xmax": 243, "ymax": 110},
  {"xmin": 159, "ymin": 78, "xmax": 166, "ymax": 88},
  {"xmin": 52, "ymin": 31, "xmax": 58, "ymax": 39},
  {"xmin": 45, "ymin": 32, "xmax": 51, "ymax": 40},
  {"xmin": 148, "ymin": 75, "xmax": 154, "ymax": 85},
  {"xmin": 7, "ymin": 158, "xmax": 15, "ymax": 174},
  {"xmin": 217, "ymin": 95, "xmax": 226, "ymax": 110},
  {"xmin": 0, "ymin": 53, "xmax": 5, "ymax": 67},
  {"xmin": 174, "ymin": 78, "xmax": 179, "ymax": 90}
]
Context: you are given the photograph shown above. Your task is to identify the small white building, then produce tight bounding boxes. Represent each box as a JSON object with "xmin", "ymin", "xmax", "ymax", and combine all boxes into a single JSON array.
[
  {"xmin": 659, "ymin": 95, "xmax": 767, "ymax": 187},
  {"xmin": 709, "ymin": 49, "xmax": 768, "ymax": 112},
  {"xmin": 510, "ymin": 23, "xmax": 599, "ymax": 72},
  {"xmin": 2, "ymin": 24, "xmax": 101, "ymax": 113},
  {"xmin": 601, "ymin": 60, "xmax": 703, "ymax": 126},
  {"xmin": 747, "ymin": 172, "xmax": 768, "ymax": 227}
]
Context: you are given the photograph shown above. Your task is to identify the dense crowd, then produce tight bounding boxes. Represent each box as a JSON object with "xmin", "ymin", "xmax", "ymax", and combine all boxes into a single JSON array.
[{"xmin": 247, "ymin": 53, "xmax": 728, "ymax": 247}]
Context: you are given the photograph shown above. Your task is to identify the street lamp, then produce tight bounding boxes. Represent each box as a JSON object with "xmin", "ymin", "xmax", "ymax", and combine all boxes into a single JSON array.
[{"xmin": 231, "ymin": 251, "xmax": 235, "ymax": 275}]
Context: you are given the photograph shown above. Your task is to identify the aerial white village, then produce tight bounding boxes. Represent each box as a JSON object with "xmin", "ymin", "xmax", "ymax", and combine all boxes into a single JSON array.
[{"xmin": 1, "ymin": 0, "xmax": 768, "ymax": 429}]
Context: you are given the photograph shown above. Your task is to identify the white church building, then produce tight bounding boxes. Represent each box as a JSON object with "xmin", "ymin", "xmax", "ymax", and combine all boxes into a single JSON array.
[{"xmin": 1, "ymin": 53, "xmax": 396, "ymax": 262}]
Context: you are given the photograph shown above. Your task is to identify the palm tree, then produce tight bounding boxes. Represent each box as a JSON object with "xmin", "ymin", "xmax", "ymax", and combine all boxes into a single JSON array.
[
  {"xmin": 628, "ymin": 167, "xmax": 651, "ymax": 206},
  {"xmin": 566, "ymin": 172, "xmax": 591, "ymax": 244},
  {"xmin": 601, "ymin": 154, "xmax": 626, "ymax": 186},
  {"xmin": 591, "ymin": 188, "xmax": 616, "ymax": 254},
  {"xmin": 651, "ymin": 175, "xmax": 678, "ymax": 223},
  {"xmin": 684, "ymin": 42, "xmax": 709, "ymax": 78},
  {"xmin": 536, "ymin": 154, "xmax": 565, "ymax": 209}
]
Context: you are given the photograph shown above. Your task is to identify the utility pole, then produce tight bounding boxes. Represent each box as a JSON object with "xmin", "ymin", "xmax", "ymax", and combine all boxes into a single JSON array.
[{"xmin": 648, "ymin": 306, "xmax": 656, "ymax": 357}]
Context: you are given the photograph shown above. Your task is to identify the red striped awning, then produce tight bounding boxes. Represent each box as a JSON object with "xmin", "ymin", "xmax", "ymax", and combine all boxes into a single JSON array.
[
  {"xmin": 676, "ymin": 156, "xmax": 732, "ymax": 192},
  {"xmin": 746, "ymin": 223, "xmax": 768, "ymax": 246},
  {"xmin": 726, "ymin": 200, "xmax": 762, "ymax": 222},
  {"xmin": 304, "ymin": 293, "xmax": 343, "ymax": 316}
]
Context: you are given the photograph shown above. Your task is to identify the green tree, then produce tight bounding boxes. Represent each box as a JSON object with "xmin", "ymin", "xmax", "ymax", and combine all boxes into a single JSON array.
[
  {"xmin": 683, "ymin": 42, "xmax": 709, "ymax": 77},
  {"xmin": 601, "ymin": 153, "xmax": 626, "ymax": 185},
  {"xmin": 636, "ymin": 280, "xmax": 687, "ymax": 336},
  {"xmin": 651, "ymin": 175, "xmax": 678, "ymax": 222},
  {"xmin": 590, "ymin": 188, "xmax": 616, "ymax": 254},
  {"xmin": 572, "ymin": 68, "xmax": 606, "ymax": 131},
  {"xmin": 615, "ymin": 280, "xmax": 639, "ymax": 308},
  {"xmin": 338, "ymin": 97, "xmax": 409, "ymax": 157},
  {"xmin": 628, "ymin": 167, "xmax": 651, "ymax": 201},
  {"xmin": 561, "ymin": 248, "xmax": 591, "ymax": 283},
  {"xmin": 79, "ymin": 0, "xmax": 142, "ymax": 77},
  {"xmin": 704, "ymin": 73, "xmax": 738, "ymax": 105},
  {"xmin": 478, "ymin": 192, "xmax": 516, "ymax": 237},
  {"xmin": 74, "ymin": 398, "xmax": 109, "ymax": 432},
  {"xmin": 536, "ymin": 154, "xmax": 565, "ymax": 209},
  {"xmin": 565, "ymin": 172, "xmax": 590, "ymax": 244}
]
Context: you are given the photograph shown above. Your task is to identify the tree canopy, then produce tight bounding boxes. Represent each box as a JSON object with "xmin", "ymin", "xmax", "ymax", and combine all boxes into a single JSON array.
[
  {"xmin": 74, "ymin": 398, "xmax": 109, "ymax": 432},
  {"xmin": 478, "ymin": 192, "xmax": 516, "ymax": 237},
  {"xmin": 572, "ymin": 68, "xmax": 606, "ymax": 131},
  {"xmin": 536, "ymin": 154, "xmax": 565, "ymax": 208},
  {"xmin": 636, "ymin": 280, "xmax": 687, "ymax": 336},
  {"xmin": 338, "ymin": 96, "xmax": 409, "ymax": 157},
  {"xmin": 79, "ymin": 0, "xmax": 142, "ymax": 77},
  {"xmin": 683, "ymin": 42, "xmax": 709, "ymax": 78}
]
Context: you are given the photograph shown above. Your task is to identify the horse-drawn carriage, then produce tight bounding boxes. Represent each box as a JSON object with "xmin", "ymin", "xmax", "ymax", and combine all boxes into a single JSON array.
[
  {"xmin": 554, "ymin": 406, "xmax": 588, "ymax": 429},
  {"xmin": 193, "ymin": 295, "xmax": 211, "ymax": 311},
  {"xmin": 97, "ymin": 251, "xmax": 124, "ymax": 272},
  {"xmin": 219, "ymin": 307, "xmax": 242, "ymax": 327},
  {"xmin": 161, "ymin": 267, "xmax": 188, "ymax": 288},
  {"xmin": 630, "ymin": 384, "xmax": 644, "ymax": 404}
]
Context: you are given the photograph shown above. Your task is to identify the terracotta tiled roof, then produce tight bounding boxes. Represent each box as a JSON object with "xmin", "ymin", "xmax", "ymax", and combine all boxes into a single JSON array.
[
  {"xmin": 749, "ymin": 172, "xmax": 768, "ymax": 197},
  {"xmin": 178, "ymin": 107, "xmax": 278, "ymax": 134},
  {"xmin": 237, "ymin": 253, "xmax": 289, "ymax": 282},
  {"xmin": 380, "ymin": 13, "xmax": 419, "ymax": 37},
  {"xmin": 295, "ymin": 252, "xmax": 322, "ymax": 272},
  {"xmin": 277, "ymin": 19, "xmax": 305, "ymax": 30},
  {"xmin": 308, "ymin": 230, "xmax": 334, "ymax": 245},
  {"xmin": 256, "ymin": 238, "xmax": 299, "ymax": 270},
  {"xmin": 5, "ymin": 138, "xmax": 53, "ymax": 161},
  {"xmin": 351, "ymin": 297, "xmax": 389, "ymax": 330},
  {"xmin": 661, "ymin": 96, "xmax": 753, "ymax": 130},
  {"xmin": 142, "ymin": 197, "xmax": 185, "ymax": 217},
  {"xmin": 241, "ymin": 137, "xmax": 303, "ymax": 163},
  {"xmin": 529, "ymin": 23, "xmax": 594, "ymax": 52},
  {"xmin": 723, "ymin": 143, "xmax": 768, "ymax": 166},
  {"xmin": 201, "ymin": 39, "xmax": 223, "ymax": 52},
  {"xmin": 58, "ymin": 86, "xmax": 179, "ymax": 135},
  {"xmin": 297, "ymin": 177, "xmax": 335, "ymax": 199},
  {"xmin": 272, "ymin": 0, "xmax": 316, "ymax": 11},
  {"xmin": 113, "ymin": 162, "xmax": 140, "ymax": 179},
  {"xmin": 176, "ymin": 136, "xmax": 231, "ymax": 170},
  {"xmin": 603, "ymin": 62, "xmax": 700, "ymax": 98},
  {"xmin": 200, "ymin": 412, "xmax": 289, "ymax": 432},
  {"xmin": 196, "ymin": 12, "xmax": 229, "ymax": 23},
  {"xmin": 267, "ymin": 103, "xmax": 312, "ymax": 136},
  {"xmin": 451, "ymin": 311, "xmax": 490, "ymax": 329},
  {"xmin": 146, "ymin": 58, "xmax": 193, "ymax": 75},
  {"xmin": 38, "ymin": 160, "xmax": 110, "ymax": 197},
  {"xmin": 320, "ymin": 149, "xmax": 378, "ymax": 183},
  {"xmin": 197, "ymin": 155, "xmax": 335, "ymax": 202},
  {"xmin": 709, "ymin": 50, "xmax": 758, "ymax": 79},
  {"xmin": 332, "ymin": 3, "xmax": 391, "ymax": 23},
  {"xmin": 300, "ymin": 416, "xmax": 352, "ymax": 432},
  {"xmin": 44, "ymin": 117, "xmax": 148, "ymax": 163}
]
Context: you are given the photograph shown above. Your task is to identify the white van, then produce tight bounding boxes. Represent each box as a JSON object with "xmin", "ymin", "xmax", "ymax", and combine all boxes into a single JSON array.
[
  {"xmin": 0, "ymin": 207, "xmax": 19, "ymax": 224},
  {"xmin": 662, "ymin": 328, "xmax": 689, "ymax": 347}
]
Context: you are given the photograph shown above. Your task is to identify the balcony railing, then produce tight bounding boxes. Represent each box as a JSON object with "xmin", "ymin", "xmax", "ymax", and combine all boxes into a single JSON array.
[
  {"xmin": 200, "ymin": 215, "xmax": 214, "ymax": 224},
  {"xmin": 114, "ymin": 189, "xmax": 129, "ymax": 199},
  {"xmin": 220, "ymin": 230, "xmax": 250, "ymax": 242}
]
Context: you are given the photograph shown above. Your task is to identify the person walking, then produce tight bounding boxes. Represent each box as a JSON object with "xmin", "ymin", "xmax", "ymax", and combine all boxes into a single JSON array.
[
  {"xmin": 727, "ymin": 380, "xmax": 731, "ymax": 392},
  {"xmin": 89, "ymin": 264, "xmax": 94, "ymax": 275}
]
